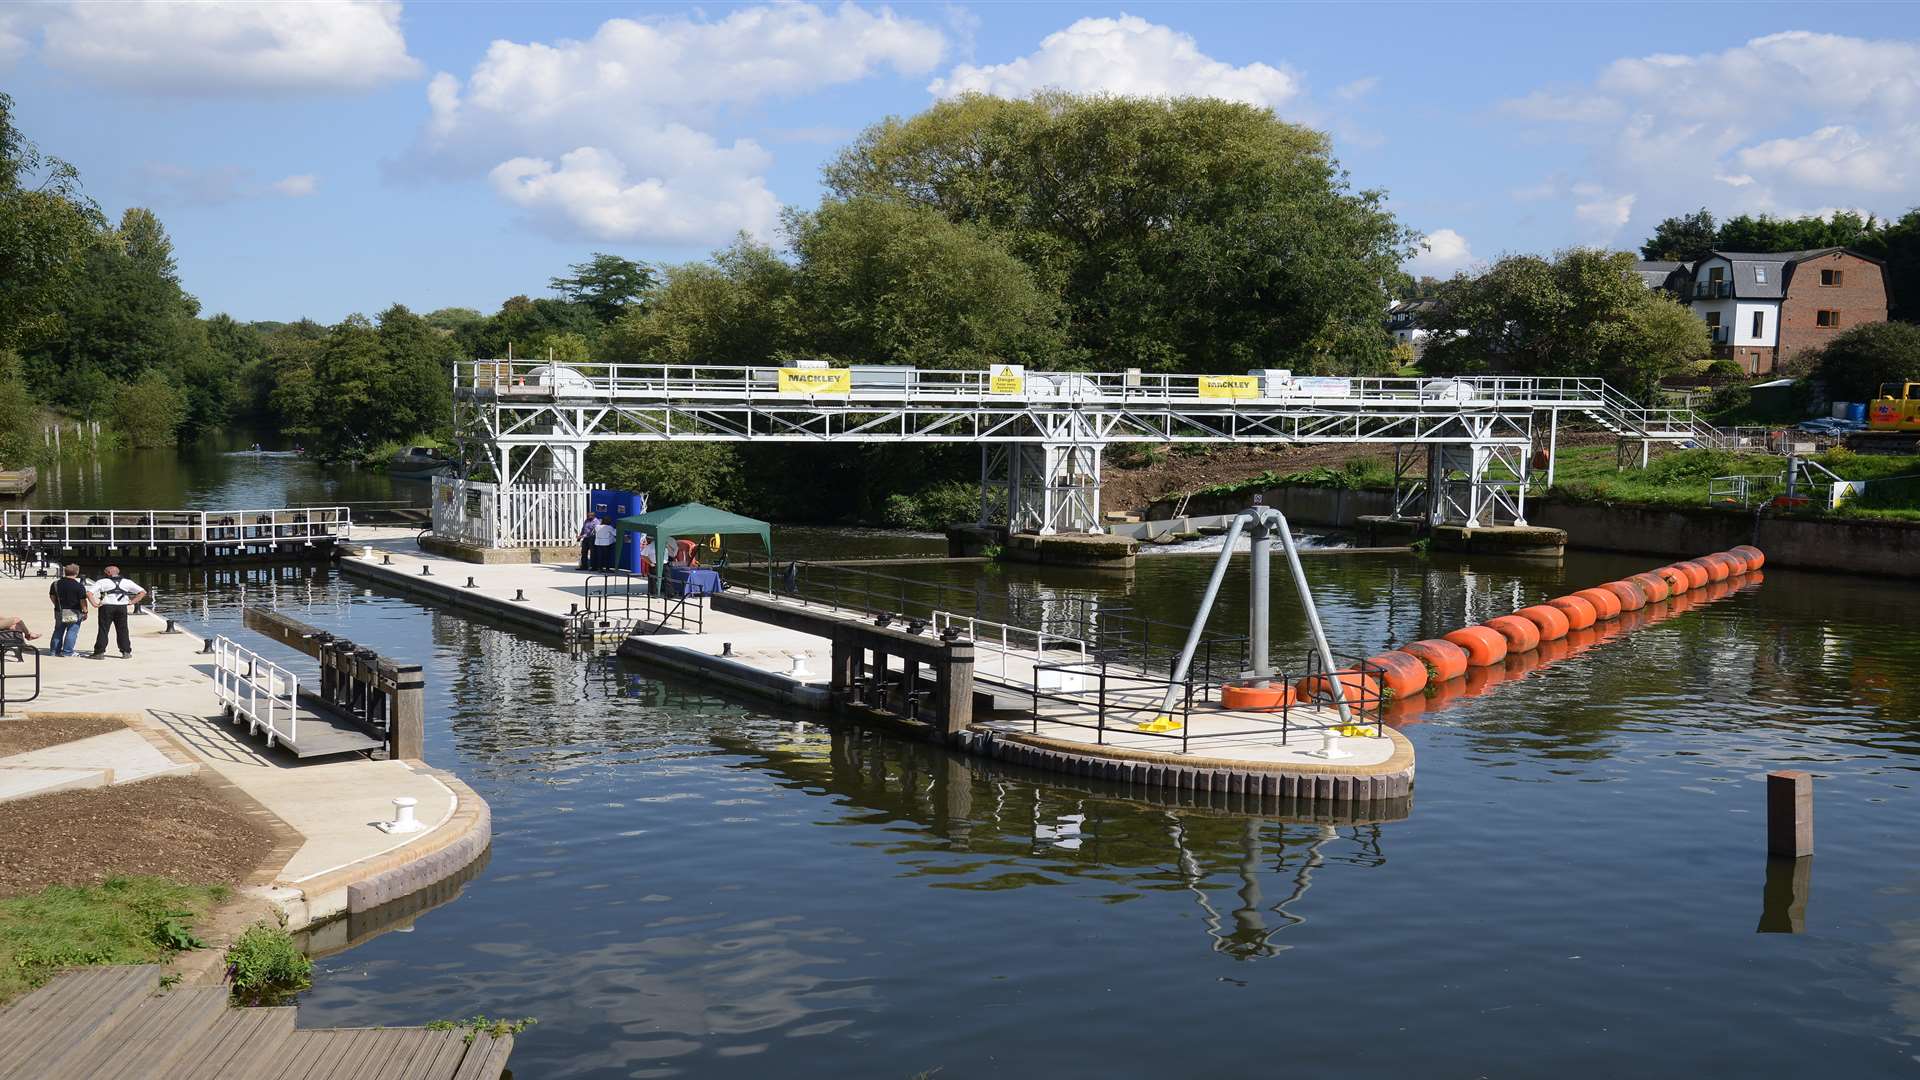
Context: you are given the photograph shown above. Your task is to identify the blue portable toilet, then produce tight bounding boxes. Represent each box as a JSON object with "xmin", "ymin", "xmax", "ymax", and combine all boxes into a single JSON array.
[{"xmin": 588, "ymin": 490, "xmax": 649, "ymax": 572}]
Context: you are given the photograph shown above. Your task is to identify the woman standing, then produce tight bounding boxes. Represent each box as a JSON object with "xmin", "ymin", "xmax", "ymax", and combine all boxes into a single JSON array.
[{"xmin": 47, "ymin": 564, "xmax": 85, "ymax": 657}]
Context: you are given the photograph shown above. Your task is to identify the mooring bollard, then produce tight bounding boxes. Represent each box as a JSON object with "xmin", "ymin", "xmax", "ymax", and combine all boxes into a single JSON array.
[
  {"xmin": 464, "ymin": 576, "xmax": 477, "ymax": 588},
  {"xmin": 382, "ymin": 554, "xmax": 392, "ymax": 565},
  {"xmin": 513, "ymin": 589, "xmax": 526, "ymax": 601},
  {"xmin": 379, "ymin": 796, "xmax": 423, "ymax": 834},
  {"xmin": 1767, "ymin": 770, "xmax": 1813, "ymax": 857},
  {"xmin": 420, "ymin": 564, "xmax": 431, "ymax": 576}
]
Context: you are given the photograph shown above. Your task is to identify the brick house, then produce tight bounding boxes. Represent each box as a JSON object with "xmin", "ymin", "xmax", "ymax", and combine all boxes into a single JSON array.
[{"xmin": 1659, "ymin": 248, "xmax": 1888, "ymax": 374}]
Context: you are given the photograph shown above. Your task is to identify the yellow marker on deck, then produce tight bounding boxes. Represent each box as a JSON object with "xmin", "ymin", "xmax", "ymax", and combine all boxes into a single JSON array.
[
  {"xmin": 1334, "ymin": 724, "xmax": 1376, "ymax": 738},
  {"xmin": 1137, "ymin": 715, "xmax": 1184, "ymax": 732}
]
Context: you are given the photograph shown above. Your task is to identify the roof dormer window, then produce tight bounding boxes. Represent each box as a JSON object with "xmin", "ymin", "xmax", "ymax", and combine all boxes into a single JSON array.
[{"xmin": 1754, "ymin": 266, "xmax": 1767, "ymax": 284}]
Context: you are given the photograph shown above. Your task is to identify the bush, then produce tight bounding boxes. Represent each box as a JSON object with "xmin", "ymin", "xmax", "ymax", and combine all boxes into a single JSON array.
[
  {"xmin": 225, "ymin": 922, "xmax": 312, "ymax": 1006},
  {"xmin": 880, "ymin": 483, "xmax": 983, "ymax": 530},
  {"xmin": 109, "ymin": 370, "xmax": 188, "ymax": 449},
  {"xmin": 880, "ymin": 493, "xmax": 922, "ymax": 528},
  {"xmin": 1816, "ymin": 321, "xmax": 1920, "ymax": 402},
  {"xmin": 1705, "ymin": 359, "xmax": 1746, "ymax": 380}
]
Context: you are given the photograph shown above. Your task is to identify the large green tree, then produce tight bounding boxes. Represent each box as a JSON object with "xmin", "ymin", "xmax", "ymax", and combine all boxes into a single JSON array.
[
  {"xmin": 0, "ymin": 92, "xmax": 101, "ymax": 353},
  {"xmin": 1419, "ymin": 249, "xmax": 1710, "ymax": 393},
  {"xmin": 602, "ymin": 237, "xmax": 799, "ymax": 365},
  {"xmin": 548, "ymin": 253, "xmax": 655, "ymax": 324},
  {"xmin": 785, "ymin": 197, "xmax": 1067, "ymax": 368},
  {"xmin": 825, "ymin": 92, "xmax": 1413, "ymax": 373},
  {"xmin": 1640, "ymin": 208, "xmax": 1717, "ymax": 261}
]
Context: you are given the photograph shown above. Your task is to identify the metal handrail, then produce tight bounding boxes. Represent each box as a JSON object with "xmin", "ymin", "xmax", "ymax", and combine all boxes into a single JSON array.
[
  {"xmin": 0, "ymin": 630, "xmax": 41, "ymax": 715},
  {"xmin": 212, "ymin": 635, "xmax": 299, "ymax": 748},
  {"xmin": 3, "ymin": 508, "xmax": 353, "ymax": 551},
  {"xmin": 929, "ymin": 611, "xmax": 1090, "ymax": 683}
]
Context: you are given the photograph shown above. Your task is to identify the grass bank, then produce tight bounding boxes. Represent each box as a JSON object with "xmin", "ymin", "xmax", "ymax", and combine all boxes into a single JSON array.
[
  {"xmin": 0, "ymin": 876, "xmax": 225, "ymax": 1005},
  {"xmin": 1547, "ymin": 445, "xmax": 1920, "ymax": 521}
]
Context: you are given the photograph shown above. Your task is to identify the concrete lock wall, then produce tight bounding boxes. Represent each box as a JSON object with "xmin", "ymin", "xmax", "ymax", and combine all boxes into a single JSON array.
[{"xmin": 1528, "ymin": 501, "xmax": 1920, "ymax": 578}]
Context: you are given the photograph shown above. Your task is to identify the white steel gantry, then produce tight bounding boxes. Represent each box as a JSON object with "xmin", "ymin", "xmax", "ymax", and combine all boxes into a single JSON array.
[{"xmin": 451, "ymin": 361, "xmax": 1723, "ymax": 534}]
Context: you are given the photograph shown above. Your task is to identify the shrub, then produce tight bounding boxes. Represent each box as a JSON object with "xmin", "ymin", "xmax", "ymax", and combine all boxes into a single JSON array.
[
  {"xmin": 225, "ymin": 922, "xmax": 312, "ymax": 1006},
  {"xmin": 1816, "ymin": 321, "xmax": 1920, "ymax": 402},
  {"xmin": 1705, "ymin": 359, "xmax": 1746, "ymax": 380}
]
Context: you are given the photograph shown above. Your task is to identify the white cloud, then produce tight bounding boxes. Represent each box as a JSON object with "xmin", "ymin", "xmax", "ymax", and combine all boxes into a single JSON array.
[
  {"xmin": 1500, "ymin": 31, "xmax": 1920, "ymax": 236},
  {"xmin": 1405, "ymin": 228, "xmax": 1475, "ymax": 276},
  {"xmin": 137, "ymin": 164, "xmax": 320, "ymax": 204},
  {"xmin": 420, "ymin": 3, "xmax": 944, "ymax": 246},
  {"xmin": 1574, "ymin": 192, "xmax": 1636, "ymax": 236},
  {"xmin": 273, "ymin": 174, "xmax": 318, "ymax": 197},
  {"xmin": 929, "ymin": 15, "xmax": 1298, "ymax": 108},
  {"xmin": 1334, "ymin": 76, "xmax": 1379, "ymax": 101},
  {"xmin": 0, "ymin": 10, "xmax": 28, "ymax": 65},
  {"xmin": 25, "ymin": 1, "xmax": 420, "ymax": 95}
]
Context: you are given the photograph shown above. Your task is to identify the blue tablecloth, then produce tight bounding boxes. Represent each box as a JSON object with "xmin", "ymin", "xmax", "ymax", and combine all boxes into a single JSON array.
[{"xmin": 666, "ymin": 566, "xmax": 723, "ymax": 597}]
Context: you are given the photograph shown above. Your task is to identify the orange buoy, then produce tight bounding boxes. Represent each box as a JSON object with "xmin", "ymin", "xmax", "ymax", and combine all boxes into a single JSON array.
[
  {"xmin": 1730, "ymin": 545, "xmax": 1765, "ymax": 571},
  {"xmin": 1400, "ymin": 638, "xmax": 1469, "ymax": 683},
  {"xmin": 1483, "ymin": 614, "xmax": 1542, "ymax": 653},
  {"xmin": 1602, "ymin": 580, "xmax": 1648, "ymax": 611},
  {"xmin": 1547, "ymin": 594, "xmax": 1598, "ymax": 630},
  {"xmin": 1674, "ymin": 560, "xmax": 1711, "ymax": 589},
  {"xmin": 1221, "ymin": 681, "xmax": 1296, "ymax": 711},
  {"xmin": 1295, "ymin": 669, "xmax": 1380, "ymax": 705},
  {"xmin": 1444, "ymin": 625, "xmax": 1509, "ymax": 666},
  {"xmin": 1700, "ymin": 555, "xmax": 1731, "ymax": 582},
  {"xmin": 1573, "ymin": 586, "xmax": 1622, "ymax": 621},
  {"xmin": 1365, "ymin": 652, "xmax": 1429, "ymax": 698},
  {"xmin": 1718, "ymin": 551, "xmax": 1753, "ymax": 575},
  {"xmin": 1654, "ymin": 565, "xmax": 1690, "ymax": 594},
  {"xmin": 1514, "ymin": 604, "xmax": 1571, "ymax": 641},
  {"xmin": 1630, "ymin": 572, "xmax": 1671, "ymax": 603}
]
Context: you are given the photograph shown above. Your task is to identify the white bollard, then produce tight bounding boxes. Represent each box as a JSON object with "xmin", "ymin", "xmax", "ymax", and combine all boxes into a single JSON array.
[
  {"xmin": 788, "ymin": 652, "xmax": 813, "ymax": 679},
  {"xmin": 379, "ymin": 796, "xmax": 423, "ymax": 834}
]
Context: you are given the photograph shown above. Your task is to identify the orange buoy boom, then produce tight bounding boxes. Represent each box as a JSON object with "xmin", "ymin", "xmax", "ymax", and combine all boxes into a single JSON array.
[
  {"xmin": 1483, "ymin": 614, "xmax": 1542, "ymax": 653},
  {"xmin": 1547, "ymin": 594, "xmax": 1598, "ymax": 630},
  {"xmin": 1445, "ymin": 625, "xmax": 1509, "ymax": 666},
  {"xmin": 1399, "ymin": 638, "xmax": 1470, "ymax": 682},
  {"xmin": 1514, "ymin": 604, "xmax": 1571, "ymax": 641}
]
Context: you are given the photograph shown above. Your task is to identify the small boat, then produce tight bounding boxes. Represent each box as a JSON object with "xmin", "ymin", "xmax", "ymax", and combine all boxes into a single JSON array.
[{"xmin": 388, "ymin": 446, "xmax": 454, "ymax": 476}]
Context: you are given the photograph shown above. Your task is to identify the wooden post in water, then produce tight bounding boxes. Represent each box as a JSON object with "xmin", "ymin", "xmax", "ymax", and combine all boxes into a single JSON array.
[
  {"xmin": 1767, "ymin": 770, "xmax": 1813, "ymax": 857},
  {"xmin": 937, "ymin": 639, "xmax": 975, "ymax": 738},
  {"xmin": 390, "ymin": 665, "xmax": 425, "ymax": 760}
]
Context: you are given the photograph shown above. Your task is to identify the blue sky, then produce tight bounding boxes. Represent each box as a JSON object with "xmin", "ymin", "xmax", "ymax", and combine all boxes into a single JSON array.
[{"xmin": 4, "ymin": 1, "xmax": 1916, "ymax": 322}]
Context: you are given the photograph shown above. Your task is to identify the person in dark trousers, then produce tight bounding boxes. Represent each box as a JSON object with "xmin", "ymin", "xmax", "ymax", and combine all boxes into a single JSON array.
[
  {"xmin": 87, "ymin": 564, "xmax": 146, "ymax": 659},
  {"xmin": 578, "ymin": 512, "xmax": 599, "ymax": 571},
  {"xmin": 592, "ymin": 517, "xmax": 618, "ymax": 570},
  {"xmin": 48, "ymin": 563, "xmax": 87, "ymax": 657}
]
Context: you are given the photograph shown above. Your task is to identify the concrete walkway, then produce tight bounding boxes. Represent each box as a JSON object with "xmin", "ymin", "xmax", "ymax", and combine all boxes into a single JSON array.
[{"xmin": 0, "ymin": 570, "xmax": 485, "ymax": 929}]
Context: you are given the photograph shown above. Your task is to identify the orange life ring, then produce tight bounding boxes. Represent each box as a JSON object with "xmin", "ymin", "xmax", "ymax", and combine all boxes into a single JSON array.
[
  {"xmin": 1514, "ymin": 604, "xmax": 1571, "ymax": 641},
  {"xmin": 1547, "ymin": 594, "xmax": 1598, "ymax": 630},
  {"xmin": 1399, "ymin": 638, "xmax": 1469, "ymax": 682},
  {"xmin": 1445, "ymin": 625, "xmax": 1509, "ymax": 666}
]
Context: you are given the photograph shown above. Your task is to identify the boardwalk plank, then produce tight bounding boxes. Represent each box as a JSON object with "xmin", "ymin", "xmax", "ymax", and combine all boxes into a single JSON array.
[
  {"xmin": 309, "ymin": 1027, "xmax": 381, "ymax": 1080},
  {"xmin": 409, "ymin": 1030, "xmax": 473, "ymax": 1080},
  {"xmin": 65, "ymin": 985, "xmax": 227, "ymax": 1078},
  {"xmin": 173, "ymin": 1005, "xmax": 273, "ymax": 1080},
  {"xmin": 211, "ymin": 1006, "xmax": 300, "ymax": 1080},
  {"xmin": 266, "ymin": 1030, "xmax": 331, "ymax": 1080},
  {"xmin": 362, "ymin": 1028, "xmax": 450, "ymax": 1080},
  {"xmin": 450, "ymin": 1032, "xmax": 513, "ymax": 1080},
  {"xmin": 1, "ymin": 967, "xmax": 163, "ymax": 1078}
]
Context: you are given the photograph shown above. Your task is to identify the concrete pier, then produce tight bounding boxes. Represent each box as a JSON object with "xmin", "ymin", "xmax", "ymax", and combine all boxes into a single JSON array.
[{"xmin": 333, "ymin": 534, "xmax": 1413, "ymax": 805}]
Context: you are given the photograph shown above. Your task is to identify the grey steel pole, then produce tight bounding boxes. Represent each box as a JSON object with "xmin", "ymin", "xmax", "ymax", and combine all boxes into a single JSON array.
[
  {"xmin": 1267, "ymin": 507, "xmax": 1353, "ymax": 726},
  {"xmin": 1158, "ymin": 512, "xmax": 1249, "ymax": 714},
  {"xmin": 1248, "ymin": 514, "xmax": 1271, "ymax": 685}
]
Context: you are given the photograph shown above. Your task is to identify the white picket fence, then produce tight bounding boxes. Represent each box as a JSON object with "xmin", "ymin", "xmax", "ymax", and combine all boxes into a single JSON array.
[{"xmin": 432, "ymin": 476, "xmax": 588, "ymax": 548}]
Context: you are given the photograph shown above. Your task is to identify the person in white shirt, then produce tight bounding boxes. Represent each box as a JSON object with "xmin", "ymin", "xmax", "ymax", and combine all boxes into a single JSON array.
[
  {"xmin": 87, "ymin": 565, "xmax": 146, "ymax": 659},
  {"xmin": 592, "ymin": 519, "xmax": 618, "ymax": 570}
]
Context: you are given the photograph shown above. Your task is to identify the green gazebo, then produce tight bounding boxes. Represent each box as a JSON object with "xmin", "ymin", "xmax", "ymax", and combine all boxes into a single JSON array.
[{"xmin": 616, "ymin": 501, "xmax": 772, "ymax": 592}]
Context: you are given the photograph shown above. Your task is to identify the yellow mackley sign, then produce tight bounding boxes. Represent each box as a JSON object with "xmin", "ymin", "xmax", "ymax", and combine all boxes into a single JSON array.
[
  {"xmin": 1197, "ymin": 375, "xmax": 1260, "ymax": 400},
  {"xmin": 777, "ymin": 368, "xmax": 852, "ymax": 395},
  {"xmin": 988, "ymin": 364, "xmax": 1025, "ymax": 394}
]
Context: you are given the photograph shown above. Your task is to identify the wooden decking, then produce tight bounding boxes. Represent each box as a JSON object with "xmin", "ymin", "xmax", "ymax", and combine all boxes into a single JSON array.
[{"xmin": 0, "ymin": 966, "xmax": 511, "ymax": 1079}]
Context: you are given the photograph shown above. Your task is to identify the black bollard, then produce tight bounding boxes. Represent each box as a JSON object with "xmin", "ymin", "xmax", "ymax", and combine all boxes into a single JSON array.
[
  {"xmin": 513, "ymin": 589, "xmax": 526, "ymax": 601},
  {"xmin": 420, "ymin": 564, "xmax": 432, "ymax": 576}
]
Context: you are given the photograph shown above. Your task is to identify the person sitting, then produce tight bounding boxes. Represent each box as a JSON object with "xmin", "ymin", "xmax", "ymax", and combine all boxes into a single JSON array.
[
  {"xmin": 0, "ymin": 615, "xmax": 38, "ymax": 641},
  {"xmin": 671, "ymin": 538, "xmax": 700, "ymax": 568}
]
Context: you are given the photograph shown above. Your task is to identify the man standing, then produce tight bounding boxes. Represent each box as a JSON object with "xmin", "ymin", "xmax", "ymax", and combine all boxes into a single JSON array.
[
  {"xmin": 48, "ymin": 564, "xmax": 87, "ymax": 657},
  {"xmin": 87, "ymin": 564, "xmax": 146, "ymax": 659}
]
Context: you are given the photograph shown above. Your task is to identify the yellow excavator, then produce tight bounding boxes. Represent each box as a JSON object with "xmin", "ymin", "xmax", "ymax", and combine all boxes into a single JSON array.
[{"xmin": 1869, "ymin": 383, "xmax": 1920, "ymax": 431}]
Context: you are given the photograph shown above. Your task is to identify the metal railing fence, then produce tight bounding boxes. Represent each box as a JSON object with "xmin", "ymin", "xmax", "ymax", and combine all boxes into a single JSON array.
[
  {"xmin": 212, "ymin": 636, "xmax": 300, "ymax": 749},
  {"xmin": 3, "ymin": 508, "xmax": 352, "ymax": 551}
]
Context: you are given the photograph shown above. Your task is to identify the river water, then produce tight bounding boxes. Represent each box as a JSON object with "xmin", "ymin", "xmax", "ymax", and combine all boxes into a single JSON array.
[{"xmin": 40, "ymin": 450, "xmax": 1920, "ymax": 1076}]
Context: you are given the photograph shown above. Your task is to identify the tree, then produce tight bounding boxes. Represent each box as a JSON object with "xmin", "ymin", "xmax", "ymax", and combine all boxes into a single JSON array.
[
  {"xmin": 785, "ymin": 197, "xmax": 1067, "ymax": 368},
  {"xmin": 602, "ymin": 236, "xmax": 799, "ymax": 365},
  {"xmin": 1714, "ymin": 211, "xmax": 1880, "ymax": 253},
  {"xmin": 1815, "ymin": 321, "xmax": 1920, "ymax": 402},
  {"xmin": 108, "ymin": 370, "xmax": 187, "ymax": 448},
  {"xmin": 0, "ymin": 92, "xmax": 102, "ymax": 352},
  {"xmin": 1877, "ymin": 209, "xmax": 1920, "ymax": 324},
  {"xmin": 549, "ymin": 254, "xmax": 656, "ymax": 323},
  {"xmin": 825, "ymin": 92, "xmax": 1413, "ymax": 373},
  {"xmin": 1419, "ymin": 248, "xmax": 1710, "ymax": 394},
  {"xmin": 1640, "ymin": 208, "xmax": 1717, "ymax": 261}
]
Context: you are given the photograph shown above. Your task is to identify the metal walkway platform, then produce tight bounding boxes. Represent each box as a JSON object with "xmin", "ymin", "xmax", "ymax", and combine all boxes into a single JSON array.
[{"xmin": 0, "ymin": 965, "xmax": 512, "ymax": 1080}]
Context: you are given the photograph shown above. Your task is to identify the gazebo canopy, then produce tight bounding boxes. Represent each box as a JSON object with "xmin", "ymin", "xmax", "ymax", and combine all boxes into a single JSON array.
[{"xmin": 616, "ymin": 501, "xmax": 770, "ymax": 586}]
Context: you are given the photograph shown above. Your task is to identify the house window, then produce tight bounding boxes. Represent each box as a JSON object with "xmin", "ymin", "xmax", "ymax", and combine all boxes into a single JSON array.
[
  {"xmin": 1709, "ymin": 266, "xmax": 1725, "ymax": 282},
  {"xmin": 1817, "ymin": 309, "xmax": 1841, "ymax": 327},
  {"xmin": 1821, "ymin": 268, "xmax": 1844, "ymax": 287},
  {"xmin": 1752, "ymin": 310, "xmax": 1765, "ymax": 337},
  {"xmin": 1754, "ymin": 266, "xmax": 1767, "ymax": 284},
  {"xmin": 1704, "ymin": 311, "xmax": 1721, "ymax": 327}
]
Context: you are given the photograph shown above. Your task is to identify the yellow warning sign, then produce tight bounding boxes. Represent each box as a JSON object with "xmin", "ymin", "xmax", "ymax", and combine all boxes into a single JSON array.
[
  {"xmin": 1198, "ymin": 375, "xmax": 1260, "ymax": 400},
  {"xmin": 777, "ymin": 367, "xmax": 852, "ymax": 395},
  {"xmin": 988, "ymin": 364, "xmax": 1026, "ymax": 395}
]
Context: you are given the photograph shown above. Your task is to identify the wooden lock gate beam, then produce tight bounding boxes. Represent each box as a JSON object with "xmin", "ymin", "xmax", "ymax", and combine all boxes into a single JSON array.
[{"xmin": 241, "ymin": 606, "xmax": 427, "ymax": 761}]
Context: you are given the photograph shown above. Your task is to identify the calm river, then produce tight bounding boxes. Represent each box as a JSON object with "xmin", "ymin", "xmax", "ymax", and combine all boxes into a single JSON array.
[{"xmin": 46, "ymin": 448, "xmax": 1920, "ymax": 1076}]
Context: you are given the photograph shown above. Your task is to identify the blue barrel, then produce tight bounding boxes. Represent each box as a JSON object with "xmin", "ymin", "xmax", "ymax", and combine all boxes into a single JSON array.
[{"xmin": 1849, "ymin": 402, "xmax": 1867, "ymax": 423}]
